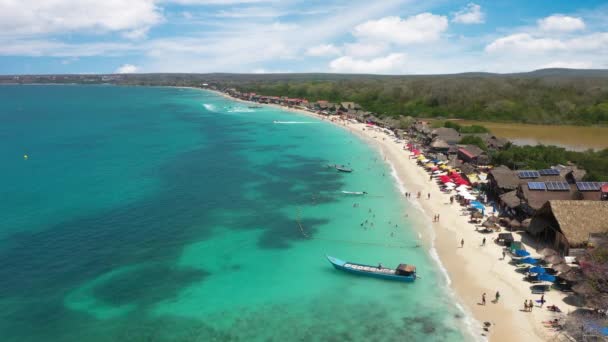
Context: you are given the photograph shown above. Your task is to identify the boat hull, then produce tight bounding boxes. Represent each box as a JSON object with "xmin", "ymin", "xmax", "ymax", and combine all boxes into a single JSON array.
[{"xmin": 326, "ymin": 256, "xmax": 416, "ymax": 282}]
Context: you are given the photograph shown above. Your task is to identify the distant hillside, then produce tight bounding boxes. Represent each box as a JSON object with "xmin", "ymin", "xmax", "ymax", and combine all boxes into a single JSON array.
[{"xmin": 2, "ymin": 69, "xmax": 608, "ymax": 125}]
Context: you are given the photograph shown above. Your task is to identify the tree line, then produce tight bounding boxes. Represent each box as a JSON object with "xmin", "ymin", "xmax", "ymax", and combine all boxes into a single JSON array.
[{"xmin": 229, "ymin": 75, "xmax": 608, "ymax": 125}]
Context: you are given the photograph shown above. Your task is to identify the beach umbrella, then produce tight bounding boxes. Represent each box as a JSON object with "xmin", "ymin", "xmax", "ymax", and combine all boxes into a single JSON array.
[
  {"xmin": 520, "ymin": 257, "xmax": 538, "ymax": 265},
  {"xmin": 545, "ymin": 255, "xmax": 565, "ymax": 265},
  {"xmin": 573, "ymin": 282, "xmax": 594, "ymax": 295},
  {"xmin": 471, "ymin": 211, "xmax": 483, "ymax": 219},
  {"xmin": 538, "ymin": 274, "xmax": 556, "ymax": 283},
  {"xmin": 515, "ymin": 249, "xmax": 530, "ymax": 257},
  {"xmin": 552, "ymin": 263, "xmax": 571, "ymax": 273},
  {"xmin": 482, "ymin": 220, "xmax": 496, "ymax": 228},
  {"xmin": 538, "ymin": 248, "xmax": 558, "ymax": 257},
  {"xmin": 559, "ymin": 269, "xmax": 584, "ymax": 282},
  {"xmin": 509, "ymin": 219, "xmax": 521, "ymax": 229},
  {"xmin": 529, "ymin": 266, "xmax": 546, "ymax": 274},
  {"xmin": 445, "ymin": 182, "xmax": 455, "ymax": 187}
]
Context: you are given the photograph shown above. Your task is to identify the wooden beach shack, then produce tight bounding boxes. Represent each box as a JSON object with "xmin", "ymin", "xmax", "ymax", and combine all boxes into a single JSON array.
[{"xmin": 527, "ymin": 200, "xmax": 608, "ymax": 255}]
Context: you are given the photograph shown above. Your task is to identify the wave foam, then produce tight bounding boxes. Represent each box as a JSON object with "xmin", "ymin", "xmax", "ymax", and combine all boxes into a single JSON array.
[
  {"xmin": 202, "ymin": 104, "xmax": 216, "ymax": 111},
  {"xmin": 385, "ymin": 157, "xmax": 483, "ymax": 342}
]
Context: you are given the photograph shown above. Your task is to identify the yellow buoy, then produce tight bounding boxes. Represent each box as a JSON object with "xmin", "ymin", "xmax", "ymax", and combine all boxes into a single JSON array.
[{"xmin": 23, "ymin": 154, "xmax": 29, "ymax": 160}]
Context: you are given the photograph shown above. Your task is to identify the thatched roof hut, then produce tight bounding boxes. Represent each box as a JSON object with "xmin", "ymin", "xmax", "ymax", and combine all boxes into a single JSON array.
[
  {"xmin": 430, "ymin": 139, "xmax": 450, "ymax": 151},
  {"xmin": 500, "ymin": 190, "xmax": 521, "ymax": 209},
  {"xmin": 528, "ymin": 200, "xmax": 608, "ymax": 255},
  {"xmin": 488, "ymin": 166, "xmax": 519, "ymax": 194}
]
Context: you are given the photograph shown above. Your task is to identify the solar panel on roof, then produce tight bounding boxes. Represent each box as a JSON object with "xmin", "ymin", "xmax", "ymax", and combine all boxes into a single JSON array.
[
  {"xmin": 518, "ymin": 170, "xmax": 540, "ymax": 179},
  {"xmin": 576, "ymin": 182, "xmax": 600, "ymax": 191},
  {"xmin": 576, "ymin": 182, "xmax": 608, "ymax": 191},
  {"xmin": 527, "ymin": 182, "xmax": 546, "ymax": 191},
  {"xmin": 539, "ymin": 169, "xmax": 560, "ymax": 176},
  {"xmin": 546, "ymin": 181, "xmax": 569, "ymax": 191}
]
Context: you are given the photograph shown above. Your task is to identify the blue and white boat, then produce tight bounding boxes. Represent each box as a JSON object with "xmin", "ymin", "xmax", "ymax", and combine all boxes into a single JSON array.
[{"xmin": 326, "ymin": 256, "xmax": 417, "ymax": 282}]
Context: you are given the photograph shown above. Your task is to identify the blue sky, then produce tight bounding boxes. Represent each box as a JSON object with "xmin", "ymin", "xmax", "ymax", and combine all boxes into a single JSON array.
[{"xmin": 1, "ymin": 0, "xmax": 607, "ymax": 74}]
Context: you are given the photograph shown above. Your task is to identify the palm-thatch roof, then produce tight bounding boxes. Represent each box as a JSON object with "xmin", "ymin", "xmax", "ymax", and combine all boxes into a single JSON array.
[
  {"xmin": 430, "ymin": 139, "xmax": 450, "ymax": 150},
  {"xmin": 499, "ymin": 190, "xmax": 521, "ymax": 208},
  {"xmin": 489, "ymin": 166, "xmax": 519, "ymax": 190},
  {"xmin": 541, "ymin": 200, "xmax": 608, "ymax": 247}
]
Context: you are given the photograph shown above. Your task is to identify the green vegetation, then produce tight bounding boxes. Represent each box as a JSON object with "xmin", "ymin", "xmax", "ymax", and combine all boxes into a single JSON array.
[
  {"xmin": 491, "ymin": 145, "xmax": 608, "ymax": 181},
  {"xmin": 225, "ymin": 74, "xmax": 608, "ymax": 125},
  {"xmin": 459, "ymin": 136, "xmax": 488, "ymax": 151}
]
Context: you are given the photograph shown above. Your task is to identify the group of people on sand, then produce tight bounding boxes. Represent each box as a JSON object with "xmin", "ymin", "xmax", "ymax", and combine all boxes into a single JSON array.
[
  {"xmin": 432, "ymin": 214, "xmax": 440, "ymax": 222},
  {"xmin": 481, "ymin": 291, "xmax": 501, "ymax": 305}
]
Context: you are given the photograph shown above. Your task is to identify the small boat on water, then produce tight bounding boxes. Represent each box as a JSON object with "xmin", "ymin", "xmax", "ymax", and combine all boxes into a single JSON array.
[
  {"xmin": 326, "ymin": 256, "xmax": 417, "ymax": 282},
  {"xmin": 248, "ymin": 105, "xmax": 262, "ymax": 108},
  {"xmin": 341, "ymin": 191, "xmax": 367, "ymax": 195},
  {"xmin": 335, "ymin": 165, "xmax": 353, "ymax": 173}
]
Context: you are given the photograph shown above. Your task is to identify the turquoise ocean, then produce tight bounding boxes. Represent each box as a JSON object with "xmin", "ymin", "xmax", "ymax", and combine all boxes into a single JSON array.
[{"xmin": 0, "ymin": 85, "xmax": 469, "ymax": 341}]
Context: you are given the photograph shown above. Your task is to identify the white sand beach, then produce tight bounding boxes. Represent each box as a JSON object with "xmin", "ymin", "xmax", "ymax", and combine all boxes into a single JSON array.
[{"xmin": 208, "ymin": 89, "xmax": 574, "ymax": 341}]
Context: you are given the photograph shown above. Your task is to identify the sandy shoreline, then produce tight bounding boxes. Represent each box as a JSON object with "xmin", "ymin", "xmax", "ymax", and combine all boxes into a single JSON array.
[{"xmin": 200, "ymin": 88, "xmax": 566, "ymax": 341}]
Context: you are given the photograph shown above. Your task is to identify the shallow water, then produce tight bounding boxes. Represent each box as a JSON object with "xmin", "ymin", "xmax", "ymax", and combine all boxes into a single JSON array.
[{"xmin": 0, "ymin": 85, "xmax": 468, "ymax": 341}]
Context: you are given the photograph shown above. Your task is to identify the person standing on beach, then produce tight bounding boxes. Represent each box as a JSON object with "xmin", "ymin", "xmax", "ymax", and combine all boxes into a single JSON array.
[
  {"xmin": 417, "ymin": 191, "xmax": 421, "ymax": 199},
  {"xmin": 482, "ymin": 293, "xmax": 486, "ymax": 305},
  {"xmin": 436, "ymin": 214, "xmax": 440, "ymax": 222},
  {"xmin": 427, "ymin": 193, "xmax": 431, "ymax": 200},
  {"xmin": 524, "ymin": 300, "xmax": 529, "ymax": 312},
  {"xmin": 482, "ymin": 237, "xmax": 486, "ymax": 246},
  {"xmin": 540, "ymin": 294, "xmax": 545, "ymax": 308},
  {"xmin": 495, "ymin": 291, "xmax": 500, "ymax": 303},
  {"xmin": 461, "ymin": 239, "xmax": 464, "ymax": 248},
  {"xmin": 529, "ymin": 299, "xmax": 533, "ymax": 312}
]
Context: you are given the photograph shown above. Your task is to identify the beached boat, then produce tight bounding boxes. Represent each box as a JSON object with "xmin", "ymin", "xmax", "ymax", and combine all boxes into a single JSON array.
[{"xmin": 326, "ymin": 256, "xmax": 416, "ymax": 282}]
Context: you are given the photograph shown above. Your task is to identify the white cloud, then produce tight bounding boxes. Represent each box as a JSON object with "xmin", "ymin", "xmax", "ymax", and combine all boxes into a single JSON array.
[
  {"xmin": 540, "ymin": 61, "xmax": 593, "ymax": 69},
  {"xmin": 452, "ymin": 3, "xmax": 484, "ymax": 24},
  {"xmin": 115, "ymin": 64, "xmax": 139, "ymax": 73},
  {"xmin": 0, "ymin": 0, "xmax": 162, "ymax": 37},
  {"xmin": 306, "ymin": 44, "xmax": 341, "ymax": 57},
  {"xmin": 343, "ymin": 42, "xmax": 388, "ymax": 57},
  {"xmin": 485, "ymin": 32, "xmax": 608, "ymax": 53},
  {"xmin": 353, "ymin": 13, "xmax": 448, "ymax": 45},
  {"xmin": 329, "ymin": 53, "xmax": 407, "ymax": 74},
  {"xmin": 538, "ymin": 15, "xmax": 585, "ymax": 32},
  {"xmin": 122, "ymin": 27, "xmax": 151, "ymax": 40},
  {"xmin": 485, "ymin": 33, "xmax": 564, "ymax": 53},
  {"xmin": 167, "ymin": 0, "xmax": 269, "ymax": 4}
]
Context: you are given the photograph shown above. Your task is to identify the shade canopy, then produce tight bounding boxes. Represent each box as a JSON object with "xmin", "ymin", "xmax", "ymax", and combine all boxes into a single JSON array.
[
  {"xmin": 538, "ymin": 274, "xmax": 556, "ymax": 283},
  {"xmin": 529, "ymin": 266, "xmax": 546, "ymax": 274},
  {"xmin": 559, "ymin": 268, "xmax": 584, "ymax": 282},
  {"xmin": 573, "ymin": 282, "xmax": 594, "ymax": 295},
  {"xmin": 538, "ymin": 248, "xmax": 558, "ymax": 257},
  {"xmin": 545, "ymin": 255, "xmax": 565, "ymax": 264},
  {"xmin": 509, "ymin": 219, "xmax": 521, "ymax": 229},
  {"xmin": 552, "ymin": 263, "xmax": 571, "ymax": 273},
  {"xmin": 515, "ymin": 249, "xmax": 530, "ymax": 257},
  {"xmin": 520, "ymin": 257, "xmax": 538, "ymax": 265}
]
